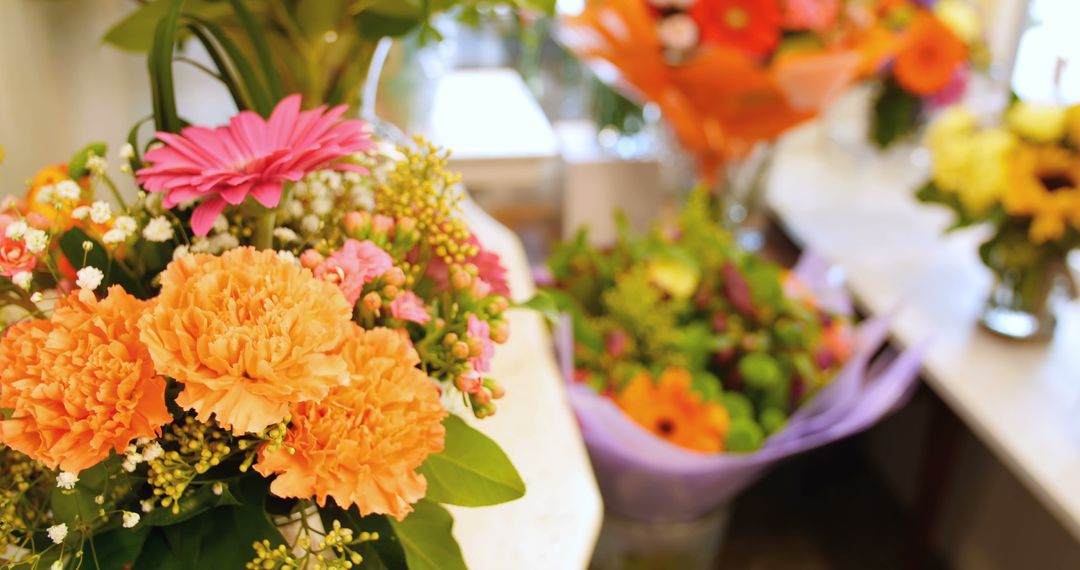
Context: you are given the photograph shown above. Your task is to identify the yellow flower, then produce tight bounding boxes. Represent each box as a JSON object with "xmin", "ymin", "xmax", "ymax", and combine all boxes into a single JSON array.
[
  {"xmin": 1065, "ymin": 104, "xmax": 1080, "ymax": 147},
  {"xmin": 956, "ymin": 128, "xmax": 1017, "ymax": 214},
  {"xmin": 1007, "ymin": 101, "xmax": 1067, "ymax": 143},
  {"xmin": 934, "ymin": 0, "xmax": 982, "ymax": 45},
  {"xmin": 1003, "ymin": 145, "xmax": 1080, "ymax": 243},
  {"xmin": 647, "ymin": 259, "xmax": 700, "ymax": 300},
  {"xmin": 926, "ymin": 107, "xmax": 978, "ymax": 193}
]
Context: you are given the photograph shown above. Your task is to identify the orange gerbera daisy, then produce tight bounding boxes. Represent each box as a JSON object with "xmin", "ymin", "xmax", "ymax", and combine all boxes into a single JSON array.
[
  {"xmin": 255, "ymin": 326, "xmax": 446, "ymax": 520},
  {"xmin": 893, "ymin": 12, "xmax": 967, "ymax": 96},
  {"xmin": 139, "ymin": 247, "xmax": 355, "ymax": 434},
  {"xmin": 1003, "ymin": 145, "xmax": 1080, "ymax": 244},
  {"xmin": 615, "ymin": 368, "xmax": 731, "ymax": 453},
  {"xmin": 690, "ymin": 0, "xmax": 783, "ymax": 59},
  {"xmin": 0, "ymin": 287, "xmax": 170, "ymax": 472}
]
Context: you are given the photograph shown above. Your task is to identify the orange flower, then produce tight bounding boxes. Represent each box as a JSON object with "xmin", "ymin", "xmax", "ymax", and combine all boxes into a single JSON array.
[
  {"xmin": 615, "ymin": 368, "xmax": 730, "ymax": 453},
  {"xmin": 255, "ymin": 326, "xmax": 446, "ymax": 520},
  {"xmin": 139, "ymin": 247, "xmax": 355, "ymax": 434},
  {"xmin": 691, "ymin": 0, "xmax": 783, "ymax": 58},
  {"xmin": 893, "ymin": 12, "xmax": 967, "ymax": 96},
  {"xmin": 0, "ymin": 287, "xmax": 170, "ymax": 472}
]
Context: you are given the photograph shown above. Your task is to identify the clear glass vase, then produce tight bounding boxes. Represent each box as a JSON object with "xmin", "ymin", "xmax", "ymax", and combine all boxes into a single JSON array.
[
  {"xmin": 589, "ymin": 506, "xmax": 731, "ymax": 570},
  {"xmin": 979, "ymin": 244, "xmax": 1066, "ymax": 341},
  {"xmin": 715, "ymin": 143, "xmax": 776, "ymax": 251}
]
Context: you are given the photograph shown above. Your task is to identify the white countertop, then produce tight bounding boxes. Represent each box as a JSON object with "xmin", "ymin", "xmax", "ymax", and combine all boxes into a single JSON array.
[
  {"xmin": 451, "ymin": 200, "xmax": 603, "ymax": 570},
  {"xmin": 767, "ymin": 125, "xmax": 1080, "ymax": 542}
]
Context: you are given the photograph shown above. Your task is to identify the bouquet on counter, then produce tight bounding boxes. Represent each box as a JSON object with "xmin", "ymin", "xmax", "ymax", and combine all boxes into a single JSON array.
[
  {"xmin": 916, "ymin": 100, "xmax": 1080, "ymax": 339},
  {"xmin": 534, "ymin": 190, "xmax": 922, "ymax": 523},
  {"xmin": 0, "ymin": 9, "xmax": 523, "ymax": 570},
  {"xmin": 559, "ymin": 0, "xmax": 877, "ymax": 181},
  {"xmin": 863, "ymin": 0, "xmax": 988, "ymax": 148}
]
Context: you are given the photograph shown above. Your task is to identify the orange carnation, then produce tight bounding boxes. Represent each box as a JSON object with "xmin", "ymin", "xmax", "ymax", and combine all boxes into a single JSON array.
[
  {"xmin": 893, "ymin": 13, "xmax": 967, "ymax": 96},
  {"xmin": 255, "ymin": 326, "xmax": 446, "ymax": 520},
  {"xmin": 616, "ymin": 368, "xmax": 731, "ymax": 453},
  {"xmin": 0, "ymin": 287, "xmax": 170, "ymax": 472},
  {"xmin": 139, "ymin": 247, "xmax": 354, "ymax": 434}
]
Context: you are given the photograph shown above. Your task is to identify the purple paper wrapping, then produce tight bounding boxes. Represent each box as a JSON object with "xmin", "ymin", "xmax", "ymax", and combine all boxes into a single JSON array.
[{"xmin": 553, "ymin": 254, "xmax": 926, "ymax": 522}]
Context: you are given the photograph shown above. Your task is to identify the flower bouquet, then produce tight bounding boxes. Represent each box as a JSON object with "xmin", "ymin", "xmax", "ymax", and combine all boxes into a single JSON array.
[
  {"xmin": 534, "ymin": 192, "xmax": 922, "ymax": 567},
  {"xmin": 558, "ymin": 0, "xmax": 875, "ymax": 229},
  {"xmin": 0, "ymin": 10, "xmax": 523, "ymax": 570},
  {"xmin": 916, "ymin": 100, "xmax": 1080, "ymax": 340},
  {"xmin": 861, "ymin": 0, "xmax": 988, "ymax": 148}
]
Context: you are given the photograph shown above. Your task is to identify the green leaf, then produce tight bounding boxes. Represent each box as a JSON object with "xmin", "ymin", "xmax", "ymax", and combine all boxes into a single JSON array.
[
  {"xmin": 518, "ymin": 290, "xmax": 562, "ymax": 325},
  {"xmin": 141, "ymin": 483, "xmax": 240, "ymax": 527},
  {"xmin": 738, "ymin": 352, "xmax": 782, "ymax": 390},
  {"xmin": 227, "ymin": 0, "xmax": 285, "ymax": 102},
  {"xmin": 871, "ymin": 78, "xmax": 922, "ymax": 149},
  {"xmin": 149, "ymin": 0, "xmax": 187, "ymax": 133},
  {"xmin": 184, "ymin": 17, "xmax": 273, "ymax": 115},
  {"xmin": 51, "ymin": 461, "xmax": 111, "ymax": 527},
  {"xmin": 418, "ymin": 415, "xmax": 525, "ymax": 507},
  {"xmin": 86, "ymin": 526, "xmax": 151, "ymax": 569},
  {"xmin": 58, "ymin": 227, "xmax": 149, "ymax": 298},
  {"xmin": 146, "ymin": 476, "xmax": 285, "ymax": 568},
  {"xmin": 389, "ymin": 500, "xmax": 467, "ymax": 570},
  {"xmin": 102, "ymin": 0, "xmax": 230, "ymax": 52},
  {"xmin": 134, "ymin": 528, "xmax": 187, "ymax": 570},
  {"xmin": 68, "ymin": 142, "xmax": 108, "ymax": 179}
]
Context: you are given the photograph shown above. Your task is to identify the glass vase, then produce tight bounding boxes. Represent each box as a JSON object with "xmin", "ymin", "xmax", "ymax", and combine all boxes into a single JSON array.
[
  {"xmin": 979, "ymin": 243, "xmax": 1066, "ymax": 341},
  {"xmin": 589, "ymin": 506, "xmax": 731, "ymax": 570},
  {"xmin": 715, "ymin": 143, "xmax": 776, "ymax": 251}
]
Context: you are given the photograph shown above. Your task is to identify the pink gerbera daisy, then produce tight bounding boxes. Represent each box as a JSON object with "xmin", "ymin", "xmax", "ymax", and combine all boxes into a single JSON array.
[{"xmin": 136, "ymin": 95, "xmax": 375, "ymax": 236}]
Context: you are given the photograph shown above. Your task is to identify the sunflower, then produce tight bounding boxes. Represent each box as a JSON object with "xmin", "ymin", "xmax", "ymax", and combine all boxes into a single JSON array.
[
  {"xmin": 1003, "ymin": 145, "xmax": 1080, "ymax": 244},
  {"xmin": 615, "ymin": 368, "xmax": 730, "ymax": 453}
]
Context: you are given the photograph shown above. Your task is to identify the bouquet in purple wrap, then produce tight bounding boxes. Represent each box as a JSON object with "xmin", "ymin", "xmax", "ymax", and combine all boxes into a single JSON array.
[{"xmin": 535, "ymin": 190, "xmax": 924, "ymax": 523}]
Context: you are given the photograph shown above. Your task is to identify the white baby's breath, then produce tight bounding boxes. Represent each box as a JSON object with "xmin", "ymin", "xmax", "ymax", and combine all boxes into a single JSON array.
[
  {"xmin": 90, "ymin": 201, "xmax": 112, "ymax": 224},
  {"xmin": 11, "ymin": 271, "xmax": 32, "ymax": 290},
  {"xmin": 102, "ymin": 229, "xmax": 127, "ymax": 245},
  {"xmin": 72, "ymin": 206, "xmax": 90, "ymax": 220},
  {"xmin": 122, "ymin": 511, "xmax": 140, "ymax": 528},
  {"xmin": 55, "ymin": 180, "xmax": 82, "ymax": 201},
  {"xmin": 23, "ymin": 229, "xmax": 48, "ymax": 254},
  {"xmin": 4, "ymin": 220, "xmax": 27, "ymax": 240},
  {"xmin": 114, "ymin": 216, "xmax": 137, "ymax": 234},
  {"xmin": 142, "ymin": 216, "xmax": 175, "ymax": 242},
  {"xmin": 47, "ymin": 523, "xmax": 67, "ymax": 544},
  {"xmin": 56, "ymin": 471, "xmax": 79, "ymax": 490},
  {"xmin": 75, "ymin": 267, "xmax": 104, "ymax": 291}
]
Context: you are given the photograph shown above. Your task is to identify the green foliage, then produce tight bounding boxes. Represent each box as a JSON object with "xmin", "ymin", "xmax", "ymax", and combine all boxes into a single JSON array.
[
  {"xmin": 58, "ymin": 227, "xmax": 149, "ymax": 298},
  {"xmin": 418, "ymin": 415, "xmax": 526, "ymax": 507},
  {"xmin": 140, "ymin": 484, "xmax": 241, "ymax": 527},
  {"xmin": 871, "ymin": 78, "xmax": 923, "ymax": 149},
  {"xmin": 68, "ymin": 142, "xmax": 109, "ymax": 179},
  {"xmin": 738, "ymin": 352, "xmax": 782, "ymax": 391},
  {"xmin": 388, "ymin": 500, "xmax": 467, "ymax": 570},
  {"xmin": 726, "ymin": 418, "xmax": 764, "ymax": 453}
]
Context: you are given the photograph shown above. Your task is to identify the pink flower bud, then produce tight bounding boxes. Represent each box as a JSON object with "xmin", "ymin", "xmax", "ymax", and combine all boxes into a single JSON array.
[
  {"xmin": 372, "ymin": 215, "xmax": 394, "ymax": 235},
  {"xmin": 455, "ymin": 371, "xmax": 483, "ymax": 394},
  {"xmin": 342, "ymin": 211, "xmax": 369, "ymax": 234},
  {"xmin": 362, "ymin": 291, "xmax": 382, "ymax": 311},
  {"xmin": 385, "ymin": 267, "xmax": 406, "ymax": 287},
  {"xmin": 397, "ymin": 217, "xmax": 418, "ymax": 233},
  {"xmin": 300, "ymin": 249, "xmax": 324, "ymax": 269}
]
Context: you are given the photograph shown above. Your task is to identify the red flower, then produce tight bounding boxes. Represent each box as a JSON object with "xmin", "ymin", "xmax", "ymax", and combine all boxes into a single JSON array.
[{"xmin": 690, "ymin": 0, "xmax": 783, "ymax": 59}]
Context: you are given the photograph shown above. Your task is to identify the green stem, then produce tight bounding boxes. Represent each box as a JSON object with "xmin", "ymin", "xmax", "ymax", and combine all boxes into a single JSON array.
[
  {"xmin": 101, "ymin": 175, "xmax": 130, "ymax": 211},
  {"xmin": 254, "ymin": 210, "xmax": 276, "ymax": 250}
]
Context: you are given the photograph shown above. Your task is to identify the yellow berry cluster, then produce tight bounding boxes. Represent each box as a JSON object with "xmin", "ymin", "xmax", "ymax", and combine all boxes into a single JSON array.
[
  {"xmin": 246, "ymin": 520, "xmax": 376, "ymax": 569},
  {"xmin": 146, "ymin": 418, "xmax": 233, "ymax": 514},
  {"xmin": 0, "ymin": 446, "xmax": 49, "ymax": 553},
  {"xmin": 374, "ymin": 138, "xmax": 478, "ymax": 268}
]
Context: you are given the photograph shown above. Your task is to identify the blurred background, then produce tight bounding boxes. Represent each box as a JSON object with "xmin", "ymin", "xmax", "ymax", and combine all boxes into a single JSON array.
[{"xmin": 3, "ymin": 0, "xmax": 1080, "ymax": 568}]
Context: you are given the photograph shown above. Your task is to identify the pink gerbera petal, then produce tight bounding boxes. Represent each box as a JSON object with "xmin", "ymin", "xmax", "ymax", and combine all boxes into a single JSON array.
[{"xmin": 136, "ymin": 94, "xmax": 375, "ymax": 237}]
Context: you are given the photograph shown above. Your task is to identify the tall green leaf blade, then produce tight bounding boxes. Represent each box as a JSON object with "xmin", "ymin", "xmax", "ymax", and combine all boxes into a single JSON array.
[
  {"xmin": 102, "ymin": 0, "xmax": 230, "ymax": 52},
  {"xmin": 227, "ymin": 0, "xmax": 285, "ymax": 101},
  {"xmin": 149, "ymin": 0, "xmax": 187, "ymax": 133},
  {"xmin": 417, "ymin": 414, "xmax": 525, "ymax": 507},
  {"xmin": 184, "ymin": 17, "xmax": 274, "ymax": 115},
  {"xmin": 388, "ymin": 500, "xmax": 467, "ymax": 570}
]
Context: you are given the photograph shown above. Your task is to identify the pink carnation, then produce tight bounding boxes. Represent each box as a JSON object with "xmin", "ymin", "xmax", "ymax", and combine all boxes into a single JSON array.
[
  {"xmin": 389, "ymin": 291, "xmax": 431, "ymax": 325},
  {"xmin": 313, "ymin": 239, "xmax": 394, "ymax": 305},
  {"xmin": 0, "ymin": 217, "xmax": 37, "ymax": 278},
  {"xmin": 467, "ymin": 314, "xmax": 496, "ymax": 373},
  {"xmin": 426, "ymin": 234, "xmax": 511, "ymax": 296},
  {"xmin": 136, "ymin": 95, "xmax": 375, "ymax": 236}
]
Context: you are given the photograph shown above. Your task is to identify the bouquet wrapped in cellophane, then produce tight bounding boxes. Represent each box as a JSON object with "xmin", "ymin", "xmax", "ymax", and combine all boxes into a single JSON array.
[
  {"xmin": 0, "ymin": 9, "xmax": 523, "ymax": 570},
  {"xmin": 535, "ymin": 191, "xmax": 923, "ymax": 522},
  {"xmin": 558, "ymin": 0, "xmax": 878, "ymax": 180}
]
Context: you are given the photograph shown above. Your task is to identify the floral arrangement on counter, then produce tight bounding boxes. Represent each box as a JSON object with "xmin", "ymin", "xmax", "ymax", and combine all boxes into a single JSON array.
[
  {"xmin": 0, "ymin": 7, "xmax": 524, "ymax": 567},
  {"xmin": 529, "ymin": 192, "xmax": 923, "ymax": 539},
  {"xmin": 916, "ymin": 99, "xmax": 1080, "ymax": 339},
  {"xmin": 864, "ymin": 0, "xmax": 988, "ymax": 148},
  {"xmin": 559, "ymin": 0, "xmax": 878, "ymax": 180},
  {"xmin": 539, "ymin": 191, "xmax": 853, "ymax": 453}
]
